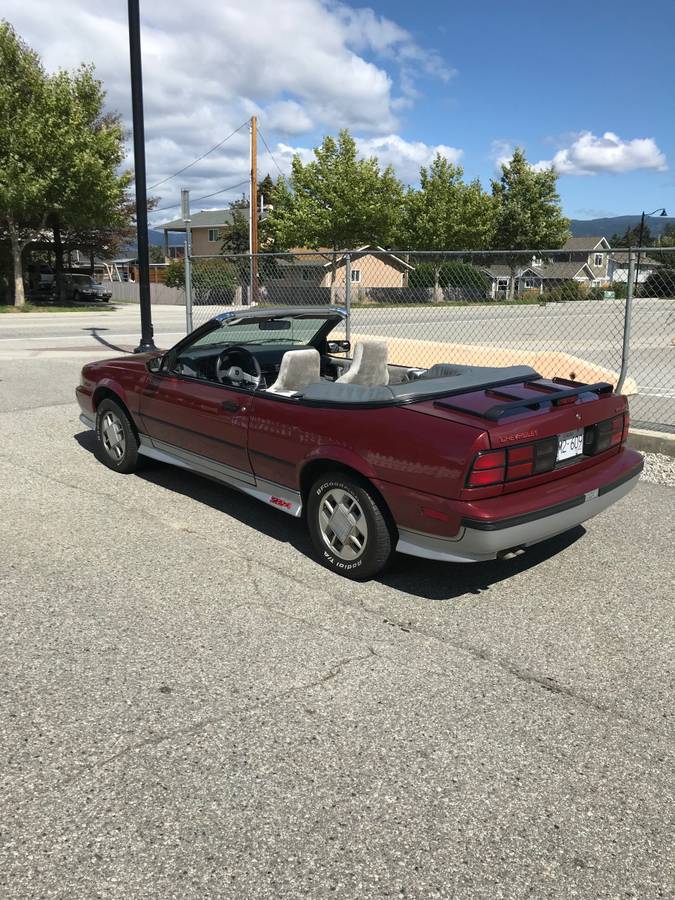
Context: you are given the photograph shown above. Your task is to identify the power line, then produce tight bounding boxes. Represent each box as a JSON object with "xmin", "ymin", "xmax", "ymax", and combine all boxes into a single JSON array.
[
  {"xmin": 148, "ymin": 119, "xmax": 250, "ymax": 190},
  {"xmin": 257, "ymin": 127, "xmax": 285, "ymax": 179},
  {"xmin": 153, "ymin": 179, "xmax": 250, "ymax": 215}
]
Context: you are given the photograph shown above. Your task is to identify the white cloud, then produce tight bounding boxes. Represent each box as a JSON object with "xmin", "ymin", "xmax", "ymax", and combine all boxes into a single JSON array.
[
  {"xmin": 356, "ymin": 135, "xmax": 463, "ymax": 183},
  {"xmin": 535, "ymin": 131, "xmax": 668, "ymax": 176},
  {"xmin": 2, "ymin": 0, "xmax": 453, "ymax": 220}
]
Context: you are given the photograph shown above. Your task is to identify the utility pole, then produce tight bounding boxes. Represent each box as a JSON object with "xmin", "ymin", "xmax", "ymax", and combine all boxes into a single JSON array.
[
  {"xmin": 249, "ymin": 115, "xmax": 258, "ymax": 305},
  {"xmin": 127, "ymin": 0, "xmax": 156, "ymax": 352}
]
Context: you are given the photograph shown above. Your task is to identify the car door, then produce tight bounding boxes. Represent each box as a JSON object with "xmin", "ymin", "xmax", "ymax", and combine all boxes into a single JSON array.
[{"xmin": 138, "ymin": 369, "xmax": 254, "ymax": 484}]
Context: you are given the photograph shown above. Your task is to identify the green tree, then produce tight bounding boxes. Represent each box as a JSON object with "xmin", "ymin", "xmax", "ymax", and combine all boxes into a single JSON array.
[
  {"xmin": 610, "ymin": 223, "xmax": 654, "ymax": 247},
  {"xmin": 0, "ymin": 23, "xmax": 50, "ymax": 305},
  {"xmin": 265, "ymin": 130, "xmax": 403, "ymax": 299},
  {"xmin": 258, "ymin": 173, "xmax": 274, "ymax": 206},
  {"xmin": 491, "ymin": 148, "xmax": 569, "ymax": 298},
  {"xmin": 220, "ymin": 196, "xmax": 249, "ymax": 255},
  {"xmin": 149, "ymin": 244, "xmax": 165, "ymax": 264},
  {"xmin": 397, "ymin": 154, "xmax": 494, "ymax": 297},
  {"xmin": 0, "ymin": 23, "xmax": 131, "ymax": 304},
  {"xmin": 164, "ymin": 258, "xmax": 184, "ymax": 289}
]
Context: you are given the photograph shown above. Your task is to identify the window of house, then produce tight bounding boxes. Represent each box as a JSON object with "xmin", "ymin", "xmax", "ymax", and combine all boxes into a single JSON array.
[
  {"xmin": 524, "ymin": 279, "xmax": 537, "ymax": 289},
  {"xmin": 350, "ymin": 268, "xmax": 361, "ymax": 283},
  {"xmin": 208, "ymin": 228, "xmax": 220, "ymax": 242},
  {"xmin": 594, "ymin": 253, "xmax": 603, "ymax": 267},
  {"xmin": 301, "ymin": 269, "xmax": 312, "ymax": 281}
]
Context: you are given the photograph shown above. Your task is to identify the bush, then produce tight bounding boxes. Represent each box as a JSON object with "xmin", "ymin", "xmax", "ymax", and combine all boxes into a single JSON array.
[
  {"xmin": 640, "ymin": 269, "xmax": 675, "ymax": 298},
  {"xmin": 543, "ymin": 280, "xmax": 587, "ymax": 302},
  {"xmin": 409, "ymin": 261, "xmax": 491, "ymax": 298},
  {"xmin": 164, "ymin": 259, "xmax": 185, "ymax": 289}
]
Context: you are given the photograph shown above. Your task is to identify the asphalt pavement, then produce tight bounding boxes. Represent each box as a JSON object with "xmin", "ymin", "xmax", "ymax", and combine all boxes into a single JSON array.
[{"xmin": 0, "ymin": 316, "xmax": 673, "ymax": 899}]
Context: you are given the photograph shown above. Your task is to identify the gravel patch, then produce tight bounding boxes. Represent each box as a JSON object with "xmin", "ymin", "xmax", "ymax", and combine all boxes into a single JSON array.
[{"xmin": 640, "ymin": 452, "xmax": 675, "ymax": 487}]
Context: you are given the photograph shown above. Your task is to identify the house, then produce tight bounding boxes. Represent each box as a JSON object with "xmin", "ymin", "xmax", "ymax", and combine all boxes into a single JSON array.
[
  {"xmin": 483, "ymin": 260, "xmax": 599, "ymax": 299},
  {"xmin": 561, "ymin": 236, "xmax": 611, "ymax": 284},
  {"xmin": 157, "ymin": 207, "xmax": 257, "ymax": 258},
  {"xmin": 607, "ymin": 251, "xmax": 663, "ymax": 284},
  {"xmin": 278, "ymin": 246, "xmax": 413, "ymax": 289}
]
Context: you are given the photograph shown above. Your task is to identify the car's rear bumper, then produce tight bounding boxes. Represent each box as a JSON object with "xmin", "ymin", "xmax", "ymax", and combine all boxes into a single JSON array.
[{"xmin": 388, "ymin": 449, "xmax": 643, "ymax": 563}]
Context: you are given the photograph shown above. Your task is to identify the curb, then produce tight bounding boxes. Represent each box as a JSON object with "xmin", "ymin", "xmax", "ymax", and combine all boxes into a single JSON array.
[{"xmin": 627, "ymin": 428, "xmax": 675, "ymax": 457}]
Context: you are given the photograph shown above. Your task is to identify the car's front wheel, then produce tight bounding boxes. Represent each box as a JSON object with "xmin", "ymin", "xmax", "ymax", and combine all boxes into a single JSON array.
[
  {"xmin": 306, "ymin": 472, "xmax": 394, "ymax": 580},
  {"xmin": 95, "ymin": 399, "xmax": 140, "ymax": 474}
]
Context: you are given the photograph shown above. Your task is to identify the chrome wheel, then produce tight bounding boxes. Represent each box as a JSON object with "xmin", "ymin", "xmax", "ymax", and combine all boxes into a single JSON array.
[
  {"xmin": 318, "ymin": 488, "xmax": 369, "ymax": 561},
  {"xmin": 100, "ymin": 411, "xmax": 126, "ymax": 461}
]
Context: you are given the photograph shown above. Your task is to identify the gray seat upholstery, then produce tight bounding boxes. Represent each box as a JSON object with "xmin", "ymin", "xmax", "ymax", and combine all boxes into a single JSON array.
[
  {"xmin": 336, "ymin": 341, "xmax": 389, "ymax": 386},
  {"xmin": 267, "ymin": 348, "xmax": 321, "ymax": 394}
]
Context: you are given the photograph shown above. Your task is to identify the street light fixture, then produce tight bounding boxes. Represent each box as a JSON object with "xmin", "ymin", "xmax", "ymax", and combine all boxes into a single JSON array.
[
  {"xmin": 127, "ymin": 0, "xmax": 156, "ymax": 353},
  {"xmin": 635, "ymin": 207, "xmax": 668, "ymax": 291}
]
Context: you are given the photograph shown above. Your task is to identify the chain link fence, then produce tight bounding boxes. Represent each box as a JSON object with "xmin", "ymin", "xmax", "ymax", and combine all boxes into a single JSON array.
[{"xmin": 187, "ymin": 247, "xmax": 675, "ymax": 432}]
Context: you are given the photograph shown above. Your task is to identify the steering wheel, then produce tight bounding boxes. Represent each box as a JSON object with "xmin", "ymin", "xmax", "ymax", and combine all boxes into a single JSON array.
[{"xmin": 215, "ymin": 346, "xmax": 263, "ymax": 389}]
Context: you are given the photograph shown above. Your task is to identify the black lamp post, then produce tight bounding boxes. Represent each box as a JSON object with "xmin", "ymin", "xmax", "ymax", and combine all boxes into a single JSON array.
[
  {"xmin": 128, "ymin": 0, "xmax": 156, "ymax": 353},
  {"xmin": 635, "ymin": 207, "xmax": 668, "ymax": 291}
]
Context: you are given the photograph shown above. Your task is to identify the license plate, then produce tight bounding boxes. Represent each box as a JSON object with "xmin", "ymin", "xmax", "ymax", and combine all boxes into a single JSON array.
[{"xmin": 556, "ymin": 428, "xmax": 584, "ymax": 463}]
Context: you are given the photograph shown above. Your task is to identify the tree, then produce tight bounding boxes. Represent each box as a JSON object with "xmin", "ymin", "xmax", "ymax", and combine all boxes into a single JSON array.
[
  {"xmin": 398, "ymin": 155, "xmax": 495, "ymax": 251},
  {"xmin": 610, "ymin": 223, "xmax": 654, "ymax": 247},
  {"xmin": 164, "ymin": 258, "xmax": 185, "ymax": 289},
  {"xmin": 0, "ymin": 24, "xmax": 131, "ymax": 304},
  {"xmin": 397, "ymin": 154, "xmax": 494, "ymax": 298},
  {"xmin": 258, "ymin": 173, "xmax": 274, "ymax": 206},
  {"xmin": 491, "ymin": 148, "xmax": 569, "ymax": 298},
  {"xmin": 149, "ymin": 244, "xmax": 165, "ymax": 263},
  {"xmin": 265, "ymin": 130, "xmax": 404, "ymax": 299},
  {"xmin": 0, "ymin": 23, "xmax": 50, "ymax": 305},
  {"xmin": 220, "ymin": 196, "xmax": 249, "ymax": 255}
]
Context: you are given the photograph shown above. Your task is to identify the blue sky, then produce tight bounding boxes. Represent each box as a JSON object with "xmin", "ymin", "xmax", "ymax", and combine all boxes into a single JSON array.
[
  {"xmin": 375, "ymin": 0, "xmax": 674, "ymax": 218},
  {"xmin": 4, "ymin": 0, "xmax": 674, "ymax": 222}
]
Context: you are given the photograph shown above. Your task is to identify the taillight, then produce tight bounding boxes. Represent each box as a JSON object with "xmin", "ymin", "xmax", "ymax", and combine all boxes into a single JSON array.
[
  {"xmin": 622, "ymin": 410, "xmax": 630, "ymax": 443},
  {"xmin": 467, "ymin": 438, "xmax": 557, "ymax": 488},
  {"xmin": 467, "ymin": 449, "xmax": 505, "ymax": 486},
  {"xmin": 585, "ymin": 414, "xmax": 625, "ymax": 454}
]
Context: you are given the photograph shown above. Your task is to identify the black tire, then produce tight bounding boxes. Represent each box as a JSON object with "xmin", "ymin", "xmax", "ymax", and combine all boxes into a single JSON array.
[
  {"xmin": 72, "ymin": 291, "xmax": 80, "ymax": 302},
  {"xmin": 306, "ymin": 471, "xmax": 394, "ymax": 580},
  {"xmin": 95, "ymin": 398, "xmax": 140, "ymax": 474}
]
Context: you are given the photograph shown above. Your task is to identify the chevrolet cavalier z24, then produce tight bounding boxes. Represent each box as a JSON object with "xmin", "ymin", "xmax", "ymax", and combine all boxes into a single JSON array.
[{"xmin": 76, "ymin": 307, "xmax": 642, "ymax": 580}]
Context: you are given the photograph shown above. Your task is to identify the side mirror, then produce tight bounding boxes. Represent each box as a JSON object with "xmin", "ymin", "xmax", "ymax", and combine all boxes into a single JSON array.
[
  {"xmin": 327, "ymin": 339, "xmax": 351, "ymax": 354},
  {"xmin": 146, "ymin": 355, "xmax": 164, "ymax": 373}
]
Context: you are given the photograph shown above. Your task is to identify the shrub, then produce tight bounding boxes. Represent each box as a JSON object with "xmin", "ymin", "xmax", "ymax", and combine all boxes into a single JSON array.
[
  {"xmin": 640, "ymin": 269, "xmax": 675, "ymax": 298},
  {"xmin": 409, "ymin": 261, "xmax": 491, "ymax": 298},
  {"xmin": 543, "ymin": 280, "xmax": 587, "ymax": 302},
  {"xmin": 164, "ymin": 259, "xmax": 185, "ymax": 289}
]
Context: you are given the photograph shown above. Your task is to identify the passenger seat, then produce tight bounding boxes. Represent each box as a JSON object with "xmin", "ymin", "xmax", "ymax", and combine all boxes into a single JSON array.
[{"xmin": 336, "ymin": 341, "xmax": 389, "ymax": 386}]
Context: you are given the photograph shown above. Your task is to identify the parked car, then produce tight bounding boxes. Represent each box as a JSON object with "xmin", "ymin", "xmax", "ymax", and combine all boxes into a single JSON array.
[
  {"xmin": 76, "ymin": 307, "xmax": 642, "ymax": 580},
  {"xmin": 66, "ymin": 274, "xmax": 112, "ymax": 302}
]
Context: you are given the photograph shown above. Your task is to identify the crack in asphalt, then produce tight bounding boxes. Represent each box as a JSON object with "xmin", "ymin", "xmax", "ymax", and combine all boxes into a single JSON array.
[
  {"xmin": 56, "ymin": 647, "xmax": 378, "ymax": 789},
  {"xmin": 1, "ymin": 449, "xmax": 671, "ymax": 759}
]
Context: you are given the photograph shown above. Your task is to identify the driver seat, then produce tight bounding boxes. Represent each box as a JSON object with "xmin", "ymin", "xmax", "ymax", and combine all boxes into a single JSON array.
[{"xmin": 267, "ymin": 348, "xmax": 321, "ymax": 395}]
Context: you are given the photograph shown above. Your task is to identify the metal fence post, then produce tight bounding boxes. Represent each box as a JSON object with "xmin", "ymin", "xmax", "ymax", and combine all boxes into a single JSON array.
[
  {"xmin": 616, "ymin": 250, "xmax": 634, "ymax": 395},
  {"xmin": 181, "ymin": 189, "xmax": 193, "ymax": 334},
  {"xmin": 344, "ymin": 253, "xmax": 351, "ymax": 342}
]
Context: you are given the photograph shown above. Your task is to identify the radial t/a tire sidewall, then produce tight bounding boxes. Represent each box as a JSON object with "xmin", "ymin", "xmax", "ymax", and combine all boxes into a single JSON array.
[
  {"xmin": 95, "ymin": 399, "xmax": 140, "ymax": 474},
  {"xmin": 307, "ymin": 474, "xmax": 394, "ymax": 581}
]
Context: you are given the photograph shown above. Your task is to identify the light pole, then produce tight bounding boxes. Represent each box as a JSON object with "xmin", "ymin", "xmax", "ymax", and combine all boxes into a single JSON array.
[
  {"xmin": 635, "ymin": 207, "xmax": 668, "ymax": 292},
  {"xmin": 127, "ymin": 0, "xmax": 156, "ymax": 353}
]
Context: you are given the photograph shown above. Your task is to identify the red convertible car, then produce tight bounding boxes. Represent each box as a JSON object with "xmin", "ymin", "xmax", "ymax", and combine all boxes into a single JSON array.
[{"xmin": 76, "ymin": 307, "xmax": 642, "ymax": 579}]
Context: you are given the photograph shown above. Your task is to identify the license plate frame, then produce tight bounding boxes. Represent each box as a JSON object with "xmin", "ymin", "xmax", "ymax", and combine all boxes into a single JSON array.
[{"xmin": 556, "ymin": 428, "xmax": 584, "ymax": 463}]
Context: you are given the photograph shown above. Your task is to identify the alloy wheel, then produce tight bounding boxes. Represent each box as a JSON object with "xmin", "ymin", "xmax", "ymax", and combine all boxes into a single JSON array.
[
  {"xmin": 100, "ymin": 411, "xmax": 126, "ymax": 462},
  {"xmin": 318, "ymin": 488, "xmax": 369, "ymax": 561}
]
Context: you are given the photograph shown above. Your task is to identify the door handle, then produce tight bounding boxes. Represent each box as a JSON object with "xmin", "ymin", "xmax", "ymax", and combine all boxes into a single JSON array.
[{"xmin": 221, "ymin": 400, "xmax": 241, "ymax": 412}]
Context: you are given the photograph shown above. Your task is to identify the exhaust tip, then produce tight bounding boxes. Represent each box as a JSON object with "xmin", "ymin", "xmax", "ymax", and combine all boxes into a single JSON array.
[{"xmin": 497, "ymin": 546, "xmax": 526, "ymax": 560}]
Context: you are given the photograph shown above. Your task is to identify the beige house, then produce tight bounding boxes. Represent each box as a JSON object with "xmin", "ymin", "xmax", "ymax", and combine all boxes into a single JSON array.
[
  {"xmin": 280, "ymin": 246, "xmax": 413, "ymax": 288},
  {"xmin": 158, "ymin": 208, "xmax": 250, "ymax": 258}
]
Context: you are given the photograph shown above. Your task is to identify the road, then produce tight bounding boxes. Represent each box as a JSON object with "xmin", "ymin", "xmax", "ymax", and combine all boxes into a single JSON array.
[
  {"xmin": 1, "ymin": 298, "xmax": 672, "ymax": 428},
  {"xmin": 0, "ymin": 325, "xmax": 673, "ymax": 898}
]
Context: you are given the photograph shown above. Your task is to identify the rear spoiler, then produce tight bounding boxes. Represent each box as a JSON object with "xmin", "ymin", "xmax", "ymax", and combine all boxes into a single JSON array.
[{"xmin": 435, "ymin": 377, "xmax": 614, "ymax": 421}]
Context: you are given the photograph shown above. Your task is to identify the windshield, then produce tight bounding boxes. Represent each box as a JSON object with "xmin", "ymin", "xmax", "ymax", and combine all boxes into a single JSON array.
[
  {"xmin": 188, "ymin": 315, "xmax": 336, "ymax": 350},
  {"xmin": 72, "ymin": 275, "xmax": 94, "ymax": 285}
]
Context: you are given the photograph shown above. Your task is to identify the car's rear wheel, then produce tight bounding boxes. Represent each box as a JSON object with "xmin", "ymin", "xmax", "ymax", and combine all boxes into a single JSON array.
[
  {"xmin": 95, "ymin": 399, "xmax": 140, "ymax": 474},
  {"xmin": 306, "ymin": 472, "xmax": 394, "ymax": 580}
]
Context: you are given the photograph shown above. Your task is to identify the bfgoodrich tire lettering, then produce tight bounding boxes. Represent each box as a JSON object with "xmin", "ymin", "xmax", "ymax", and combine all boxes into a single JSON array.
[
  {"xmin": 306, "ymin": 472, "xmax": 394, "ymax": 580},
  {"xmin": 95, "ymin": 398, "xmax": 140, "ymax": 474}
]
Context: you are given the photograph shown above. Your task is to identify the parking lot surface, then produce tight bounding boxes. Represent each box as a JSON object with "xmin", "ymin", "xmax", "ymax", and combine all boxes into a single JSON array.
[{"xmin": 0, "ymin": 338, "xmax": 673, "ymax": 898}]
